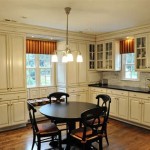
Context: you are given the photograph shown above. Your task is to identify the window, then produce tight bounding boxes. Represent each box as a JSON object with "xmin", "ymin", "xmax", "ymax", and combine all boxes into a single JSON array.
[
  {"xmin": 122, "ymin": 53, "xmax": 139, "ymax": 81},
  {"xmin": 26, "ymin": 54, "xmax": 54, "ymax": 88}
]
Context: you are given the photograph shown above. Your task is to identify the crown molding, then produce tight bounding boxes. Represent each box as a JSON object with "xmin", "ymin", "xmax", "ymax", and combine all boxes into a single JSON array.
[
  {"xmin": 96, "ymin": 24, "xmax": 150, "ymax": 41},
  {"xmin": 0, "ymin": 21, "xmax": 96, "ymax": 42}
]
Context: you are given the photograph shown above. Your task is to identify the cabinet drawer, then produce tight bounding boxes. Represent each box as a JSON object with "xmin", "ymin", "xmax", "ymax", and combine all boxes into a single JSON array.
[
  {"xmin": 91, "ymin": 87, "xmax": 106, "ymax": 93},
  {"xmin": 68, "ymin": 87, "xmax": 88, "ymax": 93},
  {"xmin": 107, "ymin": 89, "xmax": 128, "ymax": 96},
  {"xmin": 8, "ymin": 92, "xmax": 27, "ymax": 100},
  {"xmin": 0, "ymin": 94, "xmax": 6, "ymax": 101},
  {"xmin": 129, "ymin": 92, "xmax": 150, "ymax": 100}
]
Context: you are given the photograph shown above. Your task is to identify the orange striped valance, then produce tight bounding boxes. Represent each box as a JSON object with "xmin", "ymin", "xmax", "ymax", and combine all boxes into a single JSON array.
[
  {"xmin": 26, "ymin": 39, "xmax": 56, "ymax": 54},
  {"xmin": 120, "ymin": 39, "xmax": 134, "ymax": 54}
]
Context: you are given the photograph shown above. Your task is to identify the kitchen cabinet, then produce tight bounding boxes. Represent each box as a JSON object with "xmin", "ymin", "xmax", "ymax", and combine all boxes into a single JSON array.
[
  {"xmin": 129, "ymin": 92, "xmax": 150, "ymax": 126},
  {"xmin": 0, "ymin": 33, "xmax": 26, "ymax": 92},
  {"xmin": 96, "ymin": 40, "xmax": 121, "ymax": 71},
  {"xmin": 68, "ymin": 87, "xmax": 88, "ymax": 102},
  {"xmin": 0, "ymin": 92, "xmax": 26, "ymax": 129},
  {"xmin": 88, "ymin": 44, "xmax": 96, "ymax": 70},
  {"xmin": 56, "ymin": 41, "xmax": 87, "ymax": 86},
  {"xmin": 89, "ymin": 87, "xmax": 106, "ymax": 104},
  {"xmin": 107, "ymin": 89, "xmax": 129, "ymax": 120},
  {"xmin": 135, "ymin": 34, "xmax": 150, "ymax": 71}
]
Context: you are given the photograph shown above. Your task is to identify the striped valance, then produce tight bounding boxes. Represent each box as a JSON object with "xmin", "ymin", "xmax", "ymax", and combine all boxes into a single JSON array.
[
  {"xmin": 26, "ymin": 39, "xmax": 56, "ymax": 54},
  {"xmin": 120, "ymin": 39, "xmax": 134, "ymax": 54}
]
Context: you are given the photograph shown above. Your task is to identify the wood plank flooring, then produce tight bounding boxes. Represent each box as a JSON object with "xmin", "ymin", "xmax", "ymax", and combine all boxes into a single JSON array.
[{"xmin": 0, "ymin": 119, "xmax": 150, "ymax": 150}]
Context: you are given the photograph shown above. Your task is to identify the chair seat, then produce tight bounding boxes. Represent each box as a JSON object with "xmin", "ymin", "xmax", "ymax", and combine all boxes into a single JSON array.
[
  {"xmin": 70, "ymin": 127, "xmax": 102, "ymax": 142},
  {"xmin": 37, "ymin": 122, "xmax": 59, "ymax": 135}
]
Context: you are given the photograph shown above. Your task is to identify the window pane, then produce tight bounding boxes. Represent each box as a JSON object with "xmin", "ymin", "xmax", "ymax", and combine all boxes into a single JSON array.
[
  {"xmin": 125, "ymin": 72, "xmax": 131, "ymax": 79},
  {"xmin": 40, "ymin": 69, "xmax": 50, "ymax": 86},
  {"xmin": 126, "ymin": 53, "xmax": 134, "ymax": 64},
  {"xmin": 39, "ymin": 54, "xmax": 50, "ymax": 68},
  {"xmin": 26, "ymin": 54, "xmax": 35, "ymax": 68},
  {"xmin": 26, "ymin": 69, "xmax": 36, "ymax": 87}
]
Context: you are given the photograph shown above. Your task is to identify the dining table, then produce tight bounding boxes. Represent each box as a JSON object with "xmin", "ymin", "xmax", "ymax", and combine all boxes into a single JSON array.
[{"xmin": 39, "ymin": 101, "xmax": 98, "ymax": 132}]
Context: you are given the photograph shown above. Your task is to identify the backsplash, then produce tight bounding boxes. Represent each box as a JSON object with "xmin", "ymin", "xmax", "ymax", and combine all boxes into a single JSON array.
[{"xmin": 101, "ymin": 72, "xmax": 150, "ymax": 90}]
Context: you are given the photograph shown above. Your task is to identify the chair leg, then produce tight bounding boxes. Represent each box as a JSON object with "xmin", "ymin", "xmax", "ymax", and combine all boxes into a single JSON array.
[
  {"xmin": 31, "ymin": 132, "xmax": 36, "ymax": 150},
  {"xmin": 37, "ymin": 136, "xmax": 41, "ymax": 150},
  {"xmin": 104, "ymin": 126, "xmax": 109, "ymax": 145},
  {"xmin": 99, "ymin": 137, "xmax": 103, "ymax": 150},
  {"xmin": 58, "ymin": 132, "xmax": 62, "ymax": 150}
]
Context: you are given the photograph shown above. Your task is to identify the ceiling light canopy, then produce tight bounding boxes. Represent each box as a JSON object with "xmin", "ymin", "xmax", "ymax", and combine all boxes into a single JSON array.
[{"xmin": 52, "ymin": 7, "xmax": 83, "ymax": 63}]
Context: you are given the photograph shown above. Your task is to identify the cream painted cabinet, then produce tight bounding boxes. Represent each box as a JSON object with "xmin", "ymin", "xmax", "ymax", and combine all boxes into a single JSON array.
[
  {"xmin": 107, "ymin": 89, "xmax": 129, "ymax": 120},
  {"xmin": 0, "ymin": 33, "xmax": 26, "ymax": 92},
  {"xmin": 56, "ymin": 41, "xmax": 87, "ymax": 86},
  {"xmin": 0, "ymin": 93, "xmax": 26, "ymax": 128},
  {"xmin": 96, "ymin": 40, "xmax": 121, "ymax": 71},
  {"xmin": 129, "ymin": 92, "xmax": 150, "ymax": 126},
  {"xmin": 135, "ymin": 34, "xmax": 150, "ymax": 71},
  {"xmin": 89, "ymin": 87, "xmax": 106, "ymax": 104}
]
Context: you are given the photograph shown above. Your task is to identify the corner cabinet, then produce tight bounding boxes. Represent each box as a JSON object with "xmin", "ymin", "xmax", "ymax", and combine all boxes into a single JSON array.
[
  {"xmin": 135, "ymin": 34, "xmax": 150, "ymax": 71},
  {"xmin": 96, "ymin": 40, "xmax": 121, "ymax": 71},
  {"xmin": 0, "ymin": 33, "xmax": 26, "ymax": 92}
]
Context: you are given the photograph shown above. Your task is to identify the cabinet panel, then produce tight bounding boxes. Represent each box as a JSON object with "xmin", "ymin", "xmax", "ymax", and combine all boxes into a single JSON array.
[
  {"xmin": 11, "ymin": 100, "xmax": 26, "ymax": 125},
  {"xmin": 0, "ymin": 101, "xmax": 10, "ymax": 127},
  {"xmin": 109, "ymin": 95, "xmax": 117, "ymax": 116},
  {"xmin": 0, "ymin": 34, "xmax": 8, "ymax": 92}
]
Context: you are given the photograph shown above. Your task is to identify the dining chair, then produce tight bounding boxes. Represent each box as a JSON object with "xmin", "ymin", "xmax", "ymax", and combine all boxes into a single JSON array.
[
  {"xmin": 96, "ymin": 94, "xmax": 111, "ymax": 145},
  {"xmin": 27, "ymin": 101, "xmax": 62, "ymax": 150},
  {"xmin": 47, "ymin": 92, "xmax": 69, "ymax": 104},
  {"xmin": 67, "ymin": 107, "xmax": 107, "ymax": 150}
]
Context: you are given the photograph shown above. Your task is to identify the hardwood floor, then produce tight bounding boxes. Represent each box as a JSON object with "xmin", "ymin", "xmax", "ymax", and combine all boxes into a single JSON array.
[{"xmin": 0, "ymin": 119, "xmax": 150, "ymax": 150}]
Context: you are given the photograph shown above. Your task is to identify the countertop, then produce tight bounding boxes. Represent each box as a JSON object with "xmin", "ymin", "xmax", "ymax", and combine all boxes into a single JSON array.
[{"xmin": 88, "ymin": 84, "xmax": 150, "ymax": 94}]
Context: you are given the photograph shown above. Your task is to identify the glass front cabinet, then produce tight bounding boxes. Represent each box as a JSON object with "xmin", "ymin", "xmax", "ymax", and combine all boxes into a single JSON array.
[
  {"xmin": 135, "ymin": 34, "xmax": 150, "ymax": 71},
  {"xmin": 96, "ymin": 40, "xmax": 121, "ymax": 71}
]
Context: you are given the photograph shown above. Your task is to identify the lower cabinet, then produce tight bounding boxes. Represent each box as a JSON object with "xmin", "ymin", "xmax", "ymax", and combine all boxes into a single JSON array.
[
  {"xmin": 129, "ymin": 92, "xmax": 150, "ymax": 126},
  {"xmin": 68, "ymin": 87, "xmax": 88, "ymax": 102},
  {"xmin": 107, "ymin": 89, "xmax": 129, "ymax": 120},
  {"xmin": 0, "ymin": 93, "xmax": 26, "ymax": 129},
  {"xmin": 89, "ymin": 87, "xmax": 106, "ymax": 104}
]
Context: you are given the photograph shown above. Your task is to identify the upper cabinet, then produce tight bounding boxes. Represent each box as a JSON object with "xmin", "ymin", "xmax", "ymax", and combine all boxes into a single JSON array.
[
  {"xmin": 135, "ymin": 34, "xmax": 150, "ymax": 71},
  {"xmin": 96, "ymin": 40, "xmax": 121, "ymax": 71},
  {"xmin": 56, "ymin": 41, "xmax": 87, "ymax": 86},
  {"xmin": 0, "ymin": 33, "xmax": 26, "ymax": 93},
  {"xmin": 88, "ymin": 44, "xmax": 96, "ymax": 70}
]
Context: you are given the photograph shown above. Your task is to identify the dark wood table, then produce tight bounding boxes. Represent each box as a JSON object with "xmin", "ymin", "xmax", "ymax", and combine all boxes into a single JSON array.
[
  {"xmin": 39, "ymin": 101, "xmax": 98, "ymax": 131},
  {"xmin": 39, "ymin": 101, "xmax": 98, "ymax": 149}
]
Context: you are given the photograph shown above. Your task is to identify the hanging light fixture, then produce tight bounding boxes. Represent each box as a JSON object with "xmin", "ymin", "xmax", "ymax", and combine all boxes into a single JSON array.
[{"xmin": 52, "ymin": 7, "xmax": 83, "ymax": 63}]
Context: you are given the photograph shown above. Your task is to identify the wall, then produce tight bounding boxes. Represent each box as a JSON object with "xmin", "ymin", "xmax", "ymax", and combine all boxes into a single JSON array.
[{"xmin": 101, "ymin": 71, "xmax": 150, "ymax": 90}]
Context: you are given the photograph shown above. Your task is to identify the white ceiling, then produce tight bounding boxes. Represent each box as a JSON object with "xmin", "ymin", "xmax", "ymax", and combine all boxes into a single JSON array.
[{"xmin": 1, "ymin": 0, "xmax": 150, "ymax": 34}]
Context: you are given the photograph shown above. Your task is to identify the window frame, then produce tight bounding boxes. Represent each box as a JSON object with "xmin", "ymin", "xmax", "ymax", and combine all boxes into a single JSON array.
[
  {"xmin": 26, "ymin": 54, "xmax": 55, "ymax": 88},
  {"xmin": 121, "ymin": 53, "xmax": 140, "ymax": 81}
]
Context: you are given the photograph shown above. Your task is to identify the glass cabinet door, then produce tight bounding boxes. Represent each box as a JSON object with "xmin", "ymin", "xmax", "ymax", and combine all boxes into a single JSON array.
[
  {"xmin": 105, "ymin": 42, "xmax": 112, "ymax": 69},
  {"xmin": 89, "ymin": 44, "xmax": 95, "ymax": 70},
  {"xmin": 135, "ymin": 36, "xmax": 146, "ymax": 69},
  {"xmin": 97, "ymin": 43, "xmax": 104, "ymax": 69}
]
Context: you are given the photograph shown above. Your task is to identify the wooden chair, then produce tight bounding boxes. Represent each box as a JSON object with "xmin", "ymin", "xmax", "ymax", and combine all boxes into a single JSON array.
[
  {"xmin": 47, "ymin": 92, "xmax": 69, "ymax": 104},
  {"xmin": 27, "ymin": 101, "xmax": 62, "ymax": 150},
  {"xmin": 96, "ymin": 94, "xmax": 111, "ymax": 145},
  {"xmin": 68, "ymin": 107, "xmax": 107, "ymax": 150}
]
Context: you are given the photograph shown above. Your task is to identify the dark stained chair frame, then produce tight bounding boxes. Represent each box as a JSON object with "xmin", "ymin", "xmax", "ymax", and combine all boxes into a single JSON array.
[
  {"xmin": 27, "ymin": 101, "xmax": 62, "ymax": 150},
  {"xmin": 68, "ymin": 107, "xmax": 107, "ymax": 150},
  {"xmin": 96, "ymin": 94, "xmax": 111, "ymax": 145}
]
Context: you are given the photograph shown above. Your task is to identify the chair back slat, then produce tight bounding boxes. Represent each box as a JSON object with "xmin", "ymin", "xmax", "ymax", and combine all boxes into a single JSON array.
[{"xmin": 47, "ymin": 92, "xmax": 69, "ymax": 104}]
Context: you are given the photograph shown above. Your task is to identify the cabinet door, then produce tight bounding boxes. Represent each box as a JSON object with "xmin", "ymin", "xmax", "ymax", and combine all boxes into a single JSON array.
[
  {"xmin": 78, "ymin": 43, "xmax": 87, "ymax": 84},
  {"xmin": 9, "ymin": 34, "xmax": 26, "ymax": 91},
  {"xmin": 78, "ymin": 91, "xmax": 88, "ymax": 102},
  {"xmin": 0, "ymin": 101, "xmax": 10, "ymax": 128},
  {"xmin": 129, "ymin": 97, "xmax": 141, "ymax": 123},
  {"xmin": 11, "ymin": 99, "xmax": 26, "ymax": 125},
  {"xmin": 69, "ymin": 92, "xmax": 78, "ymax": 102},
  {"xmin": 0, "ymin": 34, "xmax": 8, "ymax": 92},
  {"xmin": 142, "ymin": 100, "xmax": 150, "ymax": 126},
  {"xmin": 90, "ymin": 91, "xmax": 98, "ymax": 104},
  {"xmin": 109, "ymin": 95, "xmax": 117, "ymax": 117},
  {"xmin": 67, "ymin": 42, "xmax": 78, "ymax": 85},
  {"xmin": 118, "ymin": 96, "xmax": 129, "ymax": 119}
]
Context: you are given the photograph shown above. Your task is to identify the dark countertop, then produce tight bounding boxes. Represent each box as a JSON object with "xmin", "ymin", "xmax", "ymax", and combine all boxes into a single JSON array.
[{"xmin": 88, "ymin": 84, "xmax": 150, "ymax": 94}]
